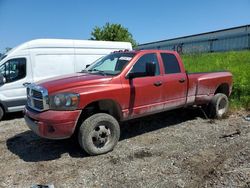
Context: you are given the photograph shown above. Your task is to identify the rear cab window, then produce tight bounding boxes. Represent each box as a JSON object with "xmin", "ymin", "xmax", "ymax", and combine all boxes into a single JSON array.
[{"xmin": 160, "ymin": 53, "xmax": 181, "ymax": 74}]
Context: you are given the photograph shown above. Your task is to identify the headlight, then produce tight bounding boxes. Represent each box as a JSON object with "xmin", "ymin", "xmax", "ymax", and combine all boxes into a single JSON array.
[{"xmin": 49, "ymin": 93, "xmax": 80, "ymax": 110}]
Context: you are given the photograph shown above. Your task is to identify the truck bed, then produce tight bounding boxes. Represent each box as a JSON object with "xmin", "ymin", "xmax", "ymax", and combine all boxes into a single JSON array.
[{"xmin": 186, "ymin": 71, "xmax": 232, "ymax": 106}]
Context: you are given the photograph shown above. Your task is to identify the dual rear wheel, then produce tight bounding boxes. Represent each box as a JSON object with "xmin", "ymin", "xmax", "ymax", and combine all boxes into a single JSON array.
[{"xmin": 208, "ymin": 93, "xmax": 229, "ymax": 119}]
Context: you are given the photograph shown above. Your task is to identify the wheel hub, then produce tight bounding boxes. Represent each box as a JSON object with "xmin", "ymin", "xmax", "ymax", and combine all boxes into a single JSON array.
[
  {"xmin": 92, "ymin": 125, "xmax": 111, "ymax": 148},
  {"xmin": 218, "ymin": 97, "xmax": 227, "ymax": 115}
]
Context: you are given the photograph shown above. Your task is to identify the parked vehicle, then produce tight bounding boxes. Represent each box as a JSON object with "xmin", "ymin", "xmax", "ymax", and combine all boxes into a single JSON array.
[
  {"xmin": 0, "ymin": 39, "xmax": 132, "ymax": 120},
  {"xmin": 24, "ymin": 50, "xmax": 232, "ymax": 155}
]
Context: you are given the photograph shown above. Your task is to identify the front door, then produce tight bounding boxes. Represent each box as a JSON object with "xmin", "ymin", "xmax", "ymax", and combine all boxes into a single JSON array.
[
  {"xmin": 123, "ymin": 53, "xmax": 163, "ymax": 118},
  {"xmin": 0, "ymin": 56, "xmax": 32, "ymax": 112}
]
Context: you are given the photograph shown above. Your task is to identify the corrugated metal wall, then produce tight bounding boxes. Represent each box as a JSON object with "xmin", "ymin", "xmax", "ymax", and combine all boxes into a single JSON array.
[{"xmin": 137, "ymin": 25, "xmax": 250, "ymax": 54}]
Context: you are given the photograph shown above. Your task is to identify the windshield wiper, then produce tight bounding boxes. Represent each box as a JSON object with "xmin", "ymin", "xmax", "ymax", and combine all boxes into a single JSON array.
[
  {"xmin": 88, "ymin": 69, "xmax": 107, "ymax": 76},
  {"xmin": 80, "ymin": 70, "xmax": 89, "ymax": 73}
]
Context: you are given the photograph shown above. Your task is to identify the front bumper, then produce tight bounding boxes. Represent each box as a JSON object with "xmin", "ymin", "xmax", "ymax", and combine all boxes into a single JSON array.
[{"xmin": 24, "ymin": 107, "xmax": 81, "ymax": 139}]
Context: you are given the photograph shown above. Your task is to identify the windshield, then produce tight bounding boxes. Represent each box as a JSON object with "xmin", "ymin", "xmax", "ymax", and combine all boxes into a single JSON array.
[
  {"xmin": 85, "ymin": 53, "xmax": 135, "ymax": 75},
  {"xmin": 0, "ymin": 54, "xmax": 7, "ymax": 61}
]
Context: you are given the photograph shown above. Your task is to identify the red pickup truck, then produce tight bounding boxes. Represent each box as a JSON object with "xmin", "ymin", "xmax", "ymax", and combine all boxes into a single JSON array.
[{"xmin": 24, "ymin": 50, "xmax": 232, "ymax": 155}]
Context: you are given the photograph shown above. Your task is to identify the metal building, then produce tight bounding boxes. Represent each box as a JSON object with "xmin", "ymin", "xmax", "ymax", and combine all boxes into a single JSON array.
[{"xmin": 137, "ymin": 25, "xmax": 250, "ymax": 54}]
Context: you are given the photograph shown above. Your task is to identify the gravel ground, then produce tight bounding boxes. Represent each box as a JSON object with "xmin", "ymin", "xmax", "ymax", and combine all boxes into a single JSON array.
[{"xmin": 0, "ymin": 109, "xmax": 249, "ymax": 188}]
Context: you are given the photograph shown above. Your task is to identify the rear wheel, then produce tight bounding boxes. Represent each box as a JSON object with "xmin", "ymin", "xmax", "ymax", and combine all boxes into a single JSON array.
[
  {"xmin": 208, "ymin": 93, "xmax": 229, "ymax": 119},
  {"xmin": 78, "ymin": 113, "xmax": 120, "ymax": 155},
  {"xmin": 0, "ymin": 106, "xmax": 4, "ymax": 121}
]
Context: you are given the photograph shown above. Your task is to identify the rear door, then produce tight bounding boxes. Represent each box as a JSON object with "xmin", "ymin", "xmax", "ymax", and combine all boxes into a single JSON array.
[{"xmin": 160, "ymin": 53, "xmax": 187, "ymax": 109}]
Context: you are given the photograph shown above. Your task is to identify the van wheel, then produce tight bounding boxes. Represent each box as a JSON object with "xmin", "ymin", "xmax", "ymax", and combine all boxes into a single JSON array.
[
  {"xmin": 78, "ymin": 113, "xmax": 120, "ymax": 155},
  {"xmin": 209, "ymin": 93, "xmax": 229, "ymax": 119},
  {"xmin": 0, "ymin": 106, "xmax": 4, "ymax": 121}
]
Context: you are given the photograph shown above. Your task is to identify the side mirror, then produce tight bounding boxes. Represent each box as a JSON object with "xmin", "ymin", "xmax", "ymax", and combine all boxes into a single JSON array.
[
  {"xmin": 86, "ymin": 64, "xmax": 90, "ymax": 68},
  {"xmin": 146, "ymin": 62, "xmax": 156, "ymax": 77},
  {"xmin": 0, "ymin": 74, "xmax": 6, "ymax": 85}
]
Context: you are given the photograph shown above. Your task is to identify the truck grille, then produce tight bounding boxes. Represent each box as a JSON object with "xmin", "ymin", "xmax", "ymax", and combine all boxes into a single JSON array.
[
  {"xmin": 32, "ymin": 90, "xmax": 43, "ymax": 99},
  {"xmin": 27, "ymin": 84, "xmax": 49, "ymax": 112}
]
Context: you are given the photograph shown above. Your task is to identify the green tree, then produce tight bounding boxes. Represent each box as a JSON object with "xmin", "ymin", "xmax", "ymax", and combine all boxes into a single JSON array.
[{"xmin": 90, "ymin": 23, "xmax": 137, "ymax": 47}]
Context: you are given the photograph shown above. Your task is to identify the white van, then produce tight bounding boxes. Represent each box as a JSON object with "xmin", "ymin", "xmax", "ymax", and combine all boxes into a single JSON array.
[{"xmin": 0, "ymin": 39, "xmax": 132, "ymax": 119}]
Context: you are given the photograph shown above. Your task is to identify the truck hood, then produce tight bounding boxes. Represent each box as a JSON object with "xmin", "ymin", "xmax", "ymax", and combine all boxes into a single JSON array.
[{"xmin": 36, "ymin": 73, "xmax": 113, "ymax": 93}]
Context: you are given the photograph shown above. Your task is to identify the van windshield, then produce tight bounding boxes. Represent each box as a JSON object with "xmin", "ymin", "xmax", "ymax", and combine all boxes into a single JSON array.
[
  {"xmin": 0, "ymin": 54, "xmax": 7, "ymax": 61},
  {"xmin": 84, "ymin": 53, "xmax": 135, "ymax": 76}
]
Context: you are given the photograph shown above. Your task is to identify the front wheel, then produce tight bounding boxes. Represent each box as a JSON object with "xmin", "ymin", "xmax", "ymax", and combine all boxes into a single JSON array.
[
  {"xmin": 78, "ymin": 113, "xmax": 120, "ymax": 155},
  {"xmin": 0, "ymin": 106, "xmax": 4, "ymax": 121},
  {"xmin": 208, "ymin": 93, "xmax": 229, "ymax": 119}
]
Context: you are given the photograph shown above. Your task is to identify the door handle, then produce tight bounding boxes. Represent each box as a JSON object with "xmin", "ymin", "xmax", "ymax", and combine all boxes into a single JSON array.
[
  {"xmin": 154, "ymin": 81, "xmax": 162, "ymax": 87},
  {"xmin": 23, "ymin": 82, "xmax": 31, "ymax": 87},
  {"xmin": 179, "ymin": 78, "xmax": 186, "ymax": 83}
]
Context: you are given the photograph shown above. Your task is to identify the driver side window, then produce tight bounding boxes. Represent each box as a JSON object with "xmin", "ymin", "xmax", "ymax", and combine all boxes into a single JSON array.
[
  {"xmin": 0, "ymin": 58, "xmax": 26, "ymax": 83},
  {"xmin": 130, "ymin": 53, "xmax": 160, "ymax": 76}
]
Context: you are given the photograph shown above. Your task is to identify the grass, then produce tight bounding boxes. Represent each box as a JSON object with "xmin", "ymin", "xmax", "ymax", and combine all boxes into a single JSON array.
[{"xmin": 181, "ymin": 50, "xmax": 250, "ymax": 110}]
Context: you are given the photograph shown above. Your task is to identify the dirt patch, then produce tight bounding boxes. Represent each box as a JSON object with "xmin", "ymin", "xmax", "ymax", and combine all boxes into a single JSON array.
[{"xmin": 0, "ymin": 109, "xmax": 249, "ymax": 187}]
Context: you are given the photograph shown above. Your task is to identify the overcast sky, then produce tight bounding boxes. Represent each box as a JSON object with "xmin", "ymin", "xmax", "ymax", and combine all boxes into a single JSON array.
[{"xmin": 0, "ymin": 0, "xmax": 250, "ymax": 52}]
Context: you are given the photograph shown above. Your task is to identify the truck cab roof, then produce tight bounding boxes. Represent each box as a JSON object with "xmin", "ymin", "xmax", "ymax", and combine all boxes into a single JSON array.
[{"xmin": 113, "ymin": 49, "xmax": 179, "ymax": 55}]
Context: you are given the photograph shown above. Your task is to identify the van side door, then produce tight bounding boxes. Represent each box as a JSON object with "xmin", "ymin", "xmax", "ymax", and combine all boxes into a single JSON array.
[{"xmin": 0, "ymin": 56, "xmax": 32, "ymax": 112}]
